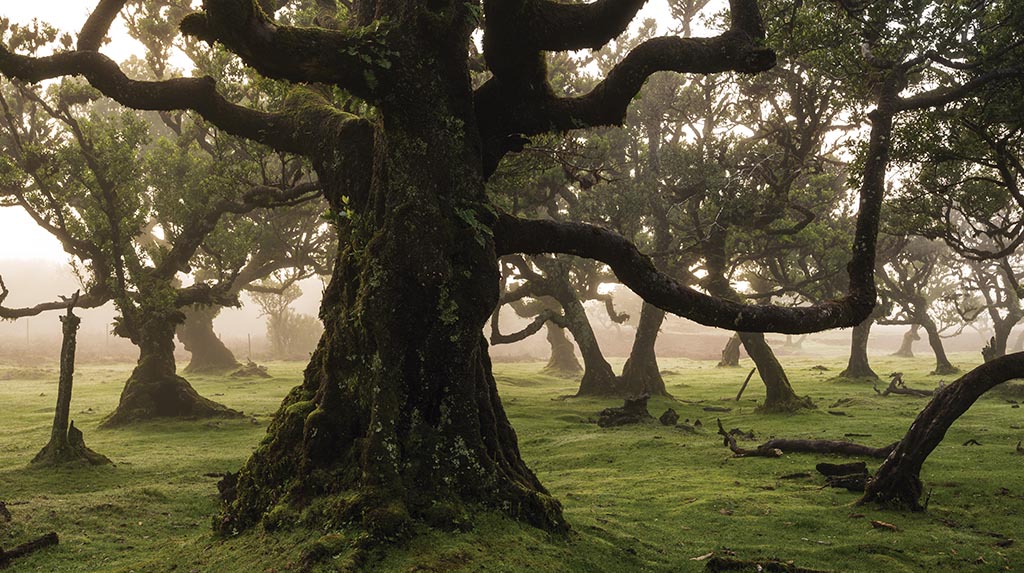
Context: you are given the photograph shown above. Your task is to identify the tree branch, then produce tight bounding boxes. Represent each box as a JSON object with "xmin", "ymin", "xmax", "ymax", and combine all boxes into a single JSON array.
[
  {"xmin": 0, "ymin": 47, "xmax": 307, "ymax": 154},
  {"xmin": 78, "ymin": 0, "xmax": 128, "ymax": 51},
  {"xmin": 179, "ymin": 0, "xmax": 388, "ymax": 101},
  {"xmin": 0, "ymin": 276, "xmax": 110, "ymax": 320},
  {"xmin": 493, "ymin": 213, "xmax": 875, "ymax": 334}
]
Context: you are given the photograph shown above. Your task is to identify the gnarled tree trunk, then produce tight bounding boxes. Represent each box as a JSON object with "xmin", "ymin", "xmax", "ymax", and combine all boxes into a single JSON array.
[
  {"xmin": 920, "ymin": 317, "xmax": 957, "ymax": 375},
  {"xmin": 177, "ymin": 305, "xmax": 240, "ymax": 373},
  {"xmin": 739, "ymin": 332, "xmax": 810, "ymax": 411},
  {"xmin": 860, "ymin": 352, "xmax": 1024, "ymax": 510},
  {"xmin": 718, "ymin": 333, "xmax": 741, "ymax": 367},
  {"xmin": 562, "ymin": 293, "xmax": 619, "ymax": 396},
  {"xmin": 839, "ymin": 318, "xmax": 878, "ymax": 379},
  {"xmin": 892, "ymin": 325, "xmax": 919, "ymax": 358},
  {"xmin": 101, "ymin": 313, "xmax": 240, "ymax": 428},
  {"xmin": 217, "ymin": 61, "xmax": 566, "ymax": 537},
  {"xmin": 542, "ymin": 322, "xmax": 582, "ymax": 376},
  {"xmin": 620, "ymin": 302, "xmax": 669, "ymax": 397}
]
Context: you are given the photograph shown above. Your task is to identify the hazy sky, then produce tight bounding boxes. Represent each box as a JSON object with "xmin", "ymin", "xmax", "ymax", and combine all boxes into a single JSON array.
[
  {"xmin": 0, "ymin": 0, "xmax": 688, "ymax": 264},
  {"xmin": 2, "ymin": 2, "xmax": 148, "ymax": 262}
]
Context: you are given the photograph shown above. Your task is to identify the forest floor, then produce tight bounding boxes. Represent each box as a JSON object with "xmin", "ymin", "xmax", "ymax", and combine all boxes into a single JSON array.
[{"xmin": 1, "ymin": 352, "xmax": 1022, "ymax": 572}]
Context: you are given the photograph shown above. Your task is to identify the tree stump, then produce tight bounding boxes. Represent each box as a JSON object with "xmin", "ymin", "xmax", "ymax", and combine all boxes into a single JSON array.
[{"xmin": 597, "ymin": 395, "xmax": 652, "ymax": 427}]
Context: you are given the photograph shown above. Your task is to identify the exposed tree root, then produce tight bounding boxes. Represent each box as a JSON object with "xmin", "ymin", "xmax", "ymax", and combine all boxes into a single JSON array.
[
  {"xmin": 0, "ymin": 532, "xmax": 59, "ymax": 569},
  {"xmin": 32, "ymin": 421, "xmax": 112, "ymax": 467}
]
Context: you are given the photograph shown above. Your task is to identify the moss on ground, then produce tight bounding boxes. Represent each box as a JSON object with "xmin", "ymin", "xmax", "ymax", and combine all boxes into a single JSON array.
[{"xmin": 1, "ymin": 353, "xmax": 1022, "ymax": 572}]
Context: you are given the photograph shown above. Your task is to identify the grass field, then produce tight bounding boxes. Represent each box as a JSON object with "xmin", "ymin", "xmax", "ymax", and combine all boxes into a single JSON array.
[{"xmin": 1, "ymin": 352, "xmax": 1022, "ymax": 572}]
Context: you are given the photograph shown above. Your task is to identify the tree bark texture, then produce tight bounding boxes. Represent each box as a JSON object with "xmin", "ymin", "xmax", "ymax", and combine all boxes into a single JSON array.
[
  {"xmin": 860, "ymin": 352, "xmax": 1024, "ymax": 510},
  {"xmin": 32, "ymin": 298, "xmax": 110, "ymax": 466},
  {"xmin": 177, "ymin": 305, "xmax": 240, "ymax": 373},
  {"xmin": 619, "ymin": 302, "xmax": 669, "ymax": 397},
  {"xmin": 840, "ymin": 318, "xmax": 878, "ymax": 379},
  {"xmin": 217, "ymin": 44, "xmax": 567, "ymax": 537}
]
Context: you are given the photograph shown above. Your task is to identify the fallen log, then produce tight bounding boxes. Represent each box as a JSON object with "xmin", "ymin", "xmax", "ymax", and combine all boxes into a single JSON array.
[
  {"xmin": 816, "ymin": 462, "xmax": 869, "ymax": 491},
  {"xmin": 705, "ymin": 555, "xmax": 833, "ymax": 572},
  {"xmin": 716, "ymin": 420, "xmax": 897, "ymax": 459},
  {"xmin": 0, "ymin": 532, "xmax": 59, "ymax": 569},
  {"xmin": 717, "ymin": 419, "xmax": 781, "ymax": 458}
]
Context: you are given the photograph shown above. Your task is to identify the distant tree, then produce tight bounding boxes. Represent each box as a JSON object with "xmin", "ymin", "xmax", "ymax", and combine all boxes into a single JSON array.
[
  {"xmin": 877, "ymin": 236, "xmax": 962, "ymax": 374},
  {"xmin": 249, "ymin": 272, "xmax": 323, "ymax": 359}
]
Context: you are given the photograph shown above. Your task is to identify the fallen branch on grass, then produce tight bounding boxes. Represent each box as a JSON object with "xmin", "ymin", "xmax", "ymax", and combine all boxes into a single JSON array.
[
  {"xmin": 0, "ymin": 532, "xmax": 59, "ymax": 569},
  {"xmin": 735, "ymin": 368, "xmax": 756, "ymax": 401},
  {"xmin": 873, "ymin": 372, "xmax": 935, "ymax": 397},
  {"xmin": 717, "ymin": 419, "xmax": 897, "ymax": 459}
]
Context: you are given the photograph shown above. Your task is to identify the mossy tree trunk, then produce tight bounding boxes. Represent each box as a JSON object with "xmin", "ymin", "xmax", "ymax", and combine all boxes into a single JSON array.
[
  {"xmin": 860, "ymin": 352, "xmax": 1024, "ymax": 510},
  {"xmin": 101, "ymin": 309, "xmax": 240, "ymax": 428},
  {"xmin": 218, "ymin": 38, "xmax": 566, "ymax": 535},
  {"xmin": 543, "ymin": 322, "xmax": 582, "ymax": 376},
  {"xmin": 839, "ymin": 318, "xmax": 878, "ymax": 379},
  {"xmin": 620, "ymin": 302, "xmax": 669, "ymax": 396},
  {"xmin": 892, "ymin": 324, "xmax": 919, "ymax": 358},
  {"xmin": 177, "ymin": 305, "xmax": 240, "ymax": 373}
]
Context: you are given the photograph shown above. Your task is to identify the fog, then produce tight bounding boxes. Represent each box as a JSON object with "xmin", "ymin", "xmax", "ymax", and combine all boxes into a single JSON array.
[
  {"xmin": 0, "ymin": 259, "xmax": 324, "ymax": 364},
  {"xmin": 1, "ymin": 258, "xmax": 1015, "ymax": 368}
]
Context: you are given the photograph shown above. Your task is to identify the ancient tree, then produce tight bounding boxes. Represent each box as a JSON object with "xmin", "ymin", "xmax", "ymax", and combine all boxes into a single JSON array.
[{"xmin": 1, "ymin": 0, "xmax": 912, "ymax": 541}]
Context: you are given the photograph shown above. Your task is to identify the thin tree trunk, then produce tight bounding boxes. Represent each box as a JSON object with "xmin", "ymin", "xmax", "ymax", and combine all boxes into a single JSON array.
[
  {"xmin": 860, "ymin": 352, "xmax": 1024, "ymax": 510},
  {"xmin": 739, "ymin": 332, "xmax": 811, "ymax": 411},
  {"xmin": 840, "ymin": 318, "xmax": 878, "ymax": 379},
  {"xmin": 892, "ymin": 325, "xmax": 919, "ymax": 358},
  {"xmin": 620, "ymin": 302, "xmax": 669, "ymax": 397},
  {"xmin": 562, "ymin": 294, "xmax": 618, "ymax": 396},
  {"xmin": 542, "ymin": 322, "xmax": 581, "ymax": 376},
  {"xmin": 33, "ymin": 295, "xmax": 110, "ymax": 466},
  {"xmin": 920, "ymin": 317, "xmax": 957, "ymax": 375},
  {"xmin": 177, "ymin": 305, "xmax": 240, "ymax": 373}
]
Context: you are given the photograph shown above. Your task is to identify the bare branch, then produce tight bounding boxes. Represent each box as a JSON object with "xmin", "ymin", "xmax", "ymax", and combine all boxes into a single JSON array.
[
  {"xmin": 493, "ymin": 213, "xmax": 875, "ymax": 334},
  {"xmin": 0, "ymin": 47, "xmax": 309, "ymax": 154}
]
